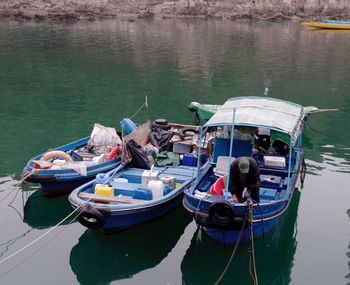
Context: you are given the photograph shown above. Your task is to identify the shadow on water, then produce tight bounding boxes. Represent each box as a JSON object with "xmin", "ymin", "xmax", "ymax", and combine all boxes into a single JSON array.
[
  {"xmin": 23, "ymin": 189, "xmax": 75, "ymax": 229},
  {"xmin": 70, "ymin": 207, "xmax": 191, "ymax": 285},
  {"xmin": 181, "ymin": 191, "xmax": 301, "ymax": 285}
]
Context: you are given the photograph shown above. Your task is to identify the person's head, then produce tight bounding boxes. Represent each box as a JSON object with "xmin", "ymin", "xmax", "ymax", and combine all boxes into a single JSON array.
[{"xmin": 238, "ymin": 157, "xmax": 250, "ymax": 174}]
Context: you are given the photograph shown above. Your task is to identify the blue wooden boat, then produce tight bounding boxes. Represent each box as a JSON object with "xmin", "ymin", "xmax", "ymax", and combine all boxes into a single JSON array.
[
  {"xmin": 21, "ymin": 136, "xmax": 121, "ymax": 196},
  {"xmin": 183, "ymin": 96, "xmax": 310, "ymax": 245},
  {"xmin": 68, "ymin": 163, "xmax": 197, "ymax": 232}
]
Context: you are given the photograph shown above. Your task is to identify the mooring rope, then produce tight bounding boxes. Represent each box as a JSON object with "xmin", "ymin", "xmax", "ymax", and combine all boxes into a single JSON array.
[
  {"xmin": 0, "ymin": 165, "xmax": 123, "ymax": 273},
  {"xmin": 0, "ymin": 229, "xmax": 33, "ymax": 259},
  {"xmin": 0, "ymin": 218, "xmax": 73, "ymax": 279},
  {"xmin": 0, "ymin": 170, "xmax": 38, "ymax": 204},
  {"xmin": 129, "ymin": 102, "xmax": 146, "ymax": 120},
  {"xmin": 248, "ymin": 201, "xmax": 258, "ymax": 285},
  {"xmin": 0, "ymin": 100, "xmax": 149, "ymax": 275},
  {"xmin": 214, "ymin": 214, "xmax": 248, "ymax": 285}
]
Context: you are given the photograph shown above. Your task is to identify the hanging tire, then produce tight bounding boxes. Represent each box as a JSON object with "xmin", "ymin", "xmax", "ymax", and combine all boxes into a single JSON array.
[
  {"xmin": 208, "ymin": 201, "xmax": 235, "ymax": 227},
  {"xmin": 179, "ymin": 127, "xmax": 199, "ymax": 137},
  {"xmin": 76, "ymin": 204, "xmax": 109, "ymax": 229}
]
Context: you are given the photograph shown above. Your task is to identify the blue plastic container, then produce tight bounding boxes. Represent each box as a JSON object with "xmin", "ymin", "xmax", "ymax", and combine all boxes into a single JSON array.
[
  {"xmin": 133, "ymin": 188, "xmax": 153, "ymax": 200},
  {"xmin": 163, "ymin": 185, "xmax": 171, "ymax": 196},
  {"xmin": 182, "ymin": 152, "xmax": 207, "ymax": 167},
  {"xmin": 120, "ymin": 118, "xmax": 137, "ymax": 135}
]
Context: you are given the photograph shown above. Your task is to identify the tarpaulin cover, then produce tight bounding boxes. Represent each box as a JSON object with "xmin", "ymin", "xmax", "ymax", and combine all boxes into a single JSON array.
[
  {"xmin": 150, "ymin": 129, "xmax": 176, "ymax": 152},
  {"xmin": 152, "ymin": 151, "xmax": 180, "ymax": 167},
  {"xmin": 204, "ymin": 97, "xmax": 304, "ymax": 143}
]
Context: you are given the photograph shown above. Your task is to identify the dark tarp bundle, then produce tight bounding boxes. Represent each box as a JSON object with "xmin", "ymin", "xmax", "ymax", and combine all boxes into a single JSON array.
[
  {"xmin": 122, "ymin": 121, "xmax": 151, "ymax": 165},
  {"xmin": 150, "ymin": 129, "xmax": 175, "ymax": 152},
  {"xmin": 152, "ymin": 151, "xmax": 180, "ymax": 167},
  {"xmin": 126, "ymin": 139, "xmax": 150, "ymax": 169},
  {"xmin": 150, "ymin": 119, "xmax": 184, "ymax": 152}
]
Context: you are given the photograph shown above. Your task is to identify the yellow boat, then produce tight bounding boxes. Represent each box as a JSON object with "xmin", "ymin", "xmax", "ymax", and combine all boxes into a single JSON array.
[{"xmin": 301, "ymin": 20, "xmax": 350, "ymax": 30}]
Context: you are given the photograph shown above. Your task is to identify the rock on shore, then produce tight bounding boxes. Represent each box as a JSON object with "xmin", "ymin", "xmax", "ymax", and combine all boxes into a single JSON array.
[{"xmin": 0, "ymin": 0, "xmax": 349, "ymax": 21}]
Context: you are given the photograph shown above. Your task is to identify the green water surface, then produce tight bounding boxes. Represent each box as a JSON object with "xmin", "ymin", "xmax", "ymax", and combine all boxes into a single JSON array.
[{"xmin": 0, "ymin": 18, "xmax": 349, "ymax": 284}]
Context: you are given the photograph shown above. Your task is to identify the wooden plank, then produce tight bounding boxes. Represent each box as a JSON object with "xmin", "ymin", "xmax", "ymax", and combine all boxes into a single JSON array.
[{"xmin": 78, "ymin": 192, "xmax": 145, "ymax": 204}]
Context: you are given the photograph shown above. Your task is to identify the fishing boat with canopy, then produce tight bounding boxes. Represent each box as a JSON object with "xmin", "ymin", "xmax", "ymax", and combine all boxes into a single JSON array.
[{"xmin": 183, "ymin": 94, "xmax": 309, "ymax": 245}]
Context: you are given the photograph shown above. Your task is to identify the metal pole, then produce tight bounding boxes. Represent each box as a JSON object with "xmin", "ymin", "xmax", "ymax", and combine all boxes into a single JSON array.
[
  {"xmin": 145, "ymin": 95, "xmax": 149, "ymax": 121},
  {"xmin": 287, "ymin": 135, "xmax": 293, "ymax": 192},
  {"xmin": 196, "ymin": 128, "xmax": 203, "ymax": 182},
  {"xmin": 224, "ymin": 109, "xmax": 236, "ymax": 200}
]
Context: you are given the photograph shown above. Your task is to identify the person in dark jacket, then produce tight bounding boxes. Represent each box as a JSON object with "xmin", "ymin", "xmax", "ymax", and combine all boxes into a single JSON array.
[{"xmin": 229, "ymin": 157, "xmax": 260, "ymax": 203}]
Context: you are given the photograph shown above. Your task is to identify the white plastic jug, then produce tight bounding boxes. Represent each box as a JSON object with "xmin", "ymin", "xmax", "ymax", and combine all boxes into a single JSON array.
[{"xmin": 147, "ymin": 180, "xmax": 164, "ymax": 200}]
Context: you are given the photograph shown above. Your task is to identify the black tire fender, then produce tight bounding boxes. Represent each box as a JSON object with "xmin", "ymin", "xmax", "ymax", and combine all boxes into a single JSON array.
[
  {"xmin": 208, "ymin": 201, "xmax": 235, "ymax": 227},
  {"xmin": 76, "ymin": 204, "xmax": 110, "ymax": 229},
  {"xmin": 179, "ymin": 127, "xmax": 199, "ymax": 137}
]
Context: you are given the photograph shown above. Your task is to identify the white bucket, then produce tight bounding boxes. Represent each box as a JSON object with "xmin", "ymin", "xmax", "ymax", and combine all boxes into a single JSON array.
[{"xmin": 147, "ymin": 180, "xmax": 164, "ymax": 200}]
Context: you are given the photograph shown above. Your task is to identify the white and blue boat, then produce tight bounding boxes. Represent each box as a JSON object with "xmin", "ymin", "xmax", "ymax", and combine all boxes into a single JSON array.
[
  {"xmin": 22, "ymin": 136, "xmax": 121, "ymax": 196},
  {"xmin": 183, "ymin": 95, "xmax": 310, "ymax": 245},
  {"xmin": 68, "ymin": 164, "xmax": 197, "ymax": 232}
]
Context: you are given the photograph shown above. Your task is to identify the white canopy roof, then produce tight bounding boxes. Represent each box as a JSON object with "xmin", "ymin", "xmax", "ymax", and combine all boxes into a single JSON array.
[{"xmin": 204, "ymin": 97, "xmax": 304, "ymax": 139}]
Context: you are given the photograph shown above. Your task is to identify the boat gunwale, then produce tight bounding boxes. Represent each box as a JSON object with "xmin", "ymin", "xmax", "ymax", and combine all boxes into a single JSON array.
[{"xmin": 68, "ymin": 167, "xmax": 196, "ymax": 213}]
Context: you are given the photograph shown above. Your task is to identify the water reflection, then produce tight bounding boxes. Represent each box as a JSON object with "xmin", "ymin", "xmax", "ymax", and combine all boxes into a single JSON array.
[
  {"xmin": 70, "ymin": 208, "xmax": 191, "ymax": 285},
  {"xmin": 181, "ymin": 191, "xmax": 301, "ymax": 285},
  {"xmin": 346, "ymin": 209, "xmax": 350, "ymax": 284},
  {"xmin": 23, "ymin": 189, "xmax": 74, "ymax": 229}
]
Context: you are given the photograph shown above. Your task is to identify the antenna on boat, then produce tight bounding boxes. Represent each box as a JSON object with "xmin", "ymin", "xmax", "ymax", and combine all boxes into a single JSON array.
[
  {"xmin": 145, "ymin": 95, "xmax": 149, "ymax": 121},
  {"xmin": 264, "ymin": 88, "xmax": 269, "ymax": 97}
]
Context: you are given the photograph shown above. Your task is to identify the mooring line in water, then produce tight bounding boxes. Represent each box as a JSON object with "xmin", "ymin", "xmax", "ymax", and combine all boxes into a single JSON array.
[
  {"xmin": 214, "ymin": 214, "xmax": 248, "ymax": 285},
  {"xmin": 0, "ymin": 165, "xmax": 122, "ymax": 274},
  {"xmin": 0, "ymin": 169, "xmax": 38, "ymax": 204},
  {"xmin": 0, "ymin": 218, "xmax": 74, "ymax": 279},
  {"xmin": 0, "ymin": 229, "xmax": 33, "ymax": 258},
  {"xmin": 247, "ymin": 201, "xmax": 258, "ymax": 285}
]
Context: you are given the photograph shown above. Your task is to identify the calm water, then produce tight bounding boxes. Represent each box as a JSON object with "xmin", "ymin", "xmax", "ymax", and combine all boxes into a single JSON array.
[{"xmin": 0, "ymin": 18, "xmax": 349, "ymax": 284}]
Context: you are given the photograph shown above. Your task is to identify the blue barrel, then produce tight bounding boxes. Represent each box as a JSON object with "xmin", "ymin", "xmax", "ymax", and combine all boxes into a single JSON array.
[{"xmin": 120, "ymin": 118, "xmax": 137, "ymax": 135}]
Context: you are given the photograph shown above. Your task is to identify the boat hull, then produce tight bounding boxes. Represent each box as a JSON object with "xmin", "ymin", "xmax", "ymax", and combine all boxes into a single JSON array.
[
  {"xmin": 101, "ymin": 191, "xmax": 184, "ymax": 233},
  {"xmin": 301, "ymin": 21, "xmax": 350, "ymax": 30},
  {"xmin": 183, "ymin": 152, "xmax": 302, "ymax": 245},
  {"xmin": 204, "ymin": 214, "xmax": 280, "ymax": 245}
]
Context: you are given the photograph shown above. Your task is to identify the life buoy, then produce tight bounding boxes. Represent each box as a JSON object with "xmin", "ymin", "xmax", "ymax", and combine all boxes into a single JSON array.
[
  {"xmin": 40, "ymin": 150, "xmax": 73, "ymax": 162},
  {"xmin": 106, "ymin": 146, "xmax": 120, "ymax": 161},
  {"xmin": 208, "ymin": 201, "xmax": 235, "ymax": 227},
  {"xmin": 76, "ymin": 204, "xmax": 108, "ymax": 229}
]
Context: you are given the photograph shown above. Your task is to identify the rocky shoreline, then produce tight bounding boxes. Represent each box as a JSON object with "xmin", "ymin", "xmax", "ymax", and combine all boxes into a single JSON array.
[{"xmin": 0, "ymin": 0, "xmax": 349, "ymax": 21}]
